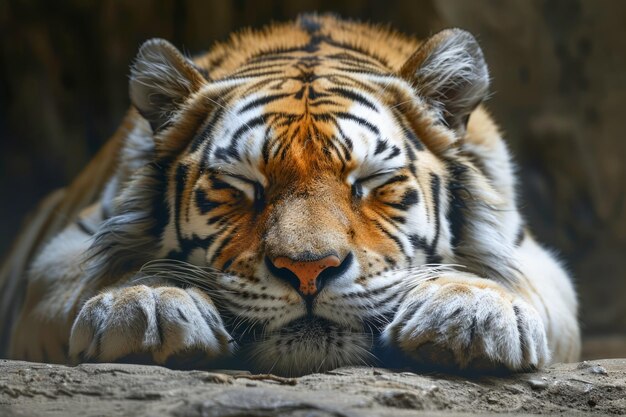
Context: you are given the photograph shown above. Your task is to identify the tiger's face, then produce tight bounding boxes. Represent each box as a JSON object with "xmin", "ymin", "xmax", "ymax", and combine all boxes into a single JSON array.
[{"xmin": 127, "ymin": 22, "xmax": 489, "ymax": 375}]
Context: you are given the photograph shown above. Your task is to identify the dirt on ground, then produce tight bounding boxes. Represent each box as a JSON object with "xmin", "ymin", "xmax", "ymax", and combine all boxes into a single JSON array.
[{"xmin": 0, "ymin": 359, "xmax": 624, "ymax": 416}]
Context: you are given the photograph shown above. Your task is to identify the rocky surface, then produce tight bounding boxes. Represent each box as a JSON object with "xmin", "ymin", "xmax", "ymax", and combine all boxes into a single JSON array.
[{"xmin": 0, "ymin": 359, "xmax": 624, "ymax": 416}]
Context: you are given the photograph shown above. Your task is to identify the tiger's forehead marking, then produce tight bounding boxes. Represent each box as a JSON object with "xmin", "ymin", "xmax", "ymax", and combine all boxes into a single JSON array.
[
  {"xmin": 205, "ymin": 92, "xmax": 408, "ymax": 183},
  {"xmin": 186, "ymin": 17, "xmax": 429, "ymax": 184},
  {"xmin": 202, "ymin": 67, "xmax": 411, "ymax": 184}
]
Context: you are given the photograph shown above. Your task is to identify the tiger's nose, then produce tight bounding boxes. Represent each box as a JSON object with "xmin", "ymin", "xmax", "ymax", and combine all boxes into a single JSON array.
[{"xmin": 270, "ymin": 254, "xmax": 342, "ymax": 296}]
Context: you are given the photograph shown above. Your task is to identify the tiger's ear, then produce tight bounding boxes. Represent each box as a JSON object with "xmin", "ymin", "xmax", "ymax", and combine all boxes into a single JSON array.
[
  {"xmin": 400, "ymin": 29, "xmax": 489, "ymax": 134},
  {"xmin": 129, "ymin": 38, "xmax": 205, "ymax": 132}
]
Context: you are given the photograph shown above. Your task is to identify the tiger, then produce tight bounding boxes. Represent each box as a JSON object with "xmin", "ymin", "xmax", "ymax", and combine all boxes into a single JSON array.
[{"xmin": 0, "ymin": 14, "xmax": 580, "ymax": 376}]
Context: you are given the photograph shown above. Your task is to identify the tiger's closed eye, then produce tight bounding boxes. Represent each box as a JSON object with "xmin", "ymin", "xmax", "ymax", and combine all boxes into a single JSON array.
[
  {"xmin": 219, "ymin": 173, "xmax": 265, "ymax": 210},
  {"xmin": 352, "ymin": 181, "xmax": 364, "ymax": 199},
  {"xmin": 252, "ymin": 181, "xmax": 265, "ymax": 211},
  {"xmin": 351, "ymin": 169, "xmax": 402, "ymax": 200}
]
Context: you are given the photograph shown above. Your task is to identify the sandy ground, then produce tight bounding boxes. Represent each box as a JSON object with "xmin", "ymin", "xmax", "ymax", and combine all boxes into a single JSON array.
[{"xmin": 0, "ymin": 359, "xmax": 624, "ymax": 416}]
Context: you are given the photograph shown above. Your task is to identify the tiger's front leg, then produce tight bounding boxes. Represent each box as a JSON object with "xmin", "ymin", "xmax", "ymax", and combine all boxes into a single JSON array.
[
  {"xmin": 383, "ymin": 272, "xmax": 550, "ymax": 371},
  {"xmin": 69, "ymin": 283, "xmax": 233, "ymax": 365}
]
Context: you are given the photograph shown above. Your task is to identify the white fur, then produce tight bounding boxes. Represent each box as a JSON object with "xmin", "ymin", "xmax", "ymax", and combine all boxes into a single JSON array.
[
  {"xmin": 69, "ymin": 285, "xmax": 232, "ymax": 364},
  {"xmin": 414, "ymin": 30, "xmax": 489, "ymax": 129},
  {"xmin": 514, "ymin": 236, "xmax": 580, "ymax": 362},
  {"xmin": 382, "ymin": 273, "xmax": 550, "ymax": 370}
]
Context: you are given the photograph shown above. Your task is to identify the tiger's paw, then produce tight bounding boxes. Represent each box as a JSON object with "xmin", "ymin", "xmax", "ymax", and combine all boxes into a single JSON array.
[
  {"xmin": 69, "ymin": 285, "xmax": 232, "ymax": 366},
  {"xmin": 383, "ymin": 275, "xmax": 550, "ymax": 371}
]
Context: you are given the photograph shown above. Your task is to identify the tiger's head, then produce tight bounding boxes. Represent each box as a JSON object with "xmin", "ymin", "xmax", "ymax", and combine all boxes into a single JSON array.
[{"xmin": 95, "ymin": 17, "xmax": 516, "ymax": 376}]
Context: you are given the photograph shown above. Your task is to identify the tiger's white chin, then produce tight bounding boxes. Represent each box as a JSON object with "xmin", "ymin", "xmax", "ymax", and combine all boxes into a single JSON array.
[{"xmin": 249, "ymin": 317, "xmax": 374, "ymax": 377}]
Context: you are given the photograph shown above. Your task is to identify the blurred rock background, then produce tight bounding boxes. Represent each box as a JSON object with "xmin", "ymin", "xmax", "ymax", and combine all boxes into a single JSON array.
[{"xmin": 0, "ymin": 0, "xmax": 624, "ymax": 358}]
